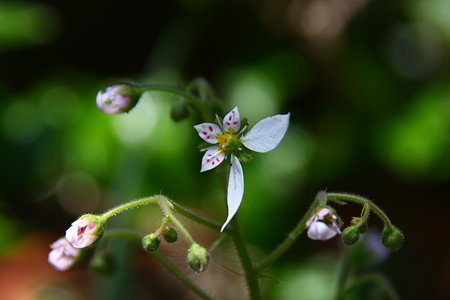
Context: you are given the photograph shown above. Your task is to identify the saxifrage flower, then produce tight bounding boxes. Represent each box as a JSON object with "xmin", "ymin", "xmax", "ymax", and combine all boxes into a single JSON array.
[{"xmin": 195, "ymin": 107, "xmax": 290, "ymax": 231}]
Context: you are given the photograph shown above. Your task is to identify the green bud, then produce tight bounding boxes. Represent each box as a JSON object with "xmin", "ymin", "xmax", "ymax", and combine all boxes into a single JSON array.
[
  {"xmin": 142, "ymin": 234, "xmax": 161, "ymax": 252},
  {"xmin": 187, "ymin": 243, "xmax": 209, "ymax": 273},
  {"xmin": 162, "ymin": 227, "xmax": 178, "ymax": 243},
  {"xmin": 170, "ymin": 99, "xmax": 189, "ymax": 121},
  {"xmin": 381, "ymin": 226, "xmax": 404, "ymax": 252},
  {"xmin": 342, "ymin": 226, "xmax": 360, "ymax": 245},
  {"xmin": 89, "ymin": 249, "xmax": 115, "ymax": 276},
  {"xmin": 351, "ymin": 217, "xmax": 368, "ymax": 234}
]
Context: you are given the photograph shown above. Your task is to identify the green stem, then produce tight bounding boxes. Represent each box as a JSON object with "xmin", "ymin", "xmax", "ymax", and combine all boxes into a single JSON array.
[
  {"xmin": 253, "ymin": 191, "xmax": 325, "ymax": 273},
  {"xmin": 230, "ymin": 218, "xmax": 261, "ymax": 300},
  {"xmin": 102, "ymin": 229, "xmax": 214, "ymax": 300},
  {"xmin": 209, "ymin": 233, "xmax": 229, "ymax": 252},
  {"xmin": 327, "ymin": 193, "xmax": 393, "ymax": 227},
  {"xmin": 338, "ymin": 272, "xmax": 400, "ymax": 300},
  {"xmin": 169, "ymin": 199, "xmax": 222, "ymax": 231},
  {"xmin": 158, "ymin": 196, "xmax": 196, "ymax": 245},
  {"xmin": 101, "ymin": 196, "xmax": 160, "ymax": 220},
  {"xmin": 135, "ymin": 83, "xmax": 212, "ymax": 121},
  {"xmin": 152, "ymin": 251, "xmax": 215, "ymax": 300}
]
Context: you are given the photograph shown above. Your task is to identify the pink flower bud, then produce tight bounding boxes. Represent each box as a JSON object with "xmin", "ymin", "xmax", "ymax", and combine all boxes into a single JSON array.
[
  {"xmin": 96, "ymin": 84, "xmax": 140, "ymax": 114},
  {"xmin": 65, "ymin": 214, "xmax": 104, "ymax": 248},
  {"xmin": 306, "ymin": 208, "xmax": 341, "ymax": 241},
  {"xmin": 48, "ymin": 238, "xmax": 81, "ymax": 271}
]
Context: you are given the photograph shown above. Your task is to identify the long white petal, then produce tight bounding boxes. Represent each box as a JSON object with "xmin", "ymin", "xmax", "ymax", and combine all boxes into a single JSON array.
[
  {"xmin": 221, "ymin": 155, "xmax": 244, "ymax": 231},
  {"xmin": 241, "ymin": 113, "xmax": 290, "ymax": 153},
  {"xmin": 307, "ymin": 221, "xmax": 338, "ymax": 240},
  {"xmin": 201, "ymin": 147, "xmax": 225, "ymax": 172},
  {"xmin": 194, "ymin": 123, "xmax": 222, "ymax": 144}
]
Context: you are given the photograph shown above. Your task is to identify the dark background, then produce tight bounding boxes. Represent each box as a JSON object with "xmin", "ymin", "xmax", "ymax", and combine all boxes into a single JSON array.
[{"xmin": 1, "ymin": 0, "xmax": 449, "ymax": 299}]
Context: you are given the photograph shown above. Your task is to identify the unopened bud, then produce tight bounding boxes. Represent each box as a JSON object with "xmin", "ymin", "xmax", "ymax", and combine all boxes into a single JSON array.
[
  {"xmin": 65, "ymin": 214, "xmax": 105, "ymax": 248},
  {"xmin": 142, "ymin": 234, "xmax": 161, "ymax": 252},
  {"xmin": 89, "ymin": 249, "xmax": 115, "ymax": 276},
  {"xmin": 162, "ymin": 227, "xmax": 178, "ymax": 243},
  {"xmin": 187, "ymin": 243, "xmax": 209, "ymax": 273},
  {"xmin": 170, "ymin": 100, "xmax": 189, "ymax": 121},
  {"xmin": 381, "ymin": 226, "xmax": 404, "ymax": 252},
  {"xmin": 342, "ymin": 226, "xmax": 360, "ymax": 245},
  {"xmin": 96, "ymin": 84, "xmax": 140, "ymax": 114}
]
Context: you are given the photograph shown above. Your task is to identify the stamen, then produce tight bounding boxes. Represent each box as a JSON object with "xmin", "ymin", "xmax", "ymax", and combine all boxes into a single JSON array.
[{"xmin": 215, "ymin": 114, "xmax": 224, "ymax": 131}]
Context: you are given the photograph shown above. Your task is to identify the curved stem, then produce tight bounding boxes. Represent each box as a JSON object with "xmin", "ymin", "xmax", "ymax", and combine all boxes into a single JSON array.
[
  {"xmin": 253, "ymin": 191, "xmax": 325, "ymax": 273},
  {"xmin": 102, "ymin": 229, "xmax": 215, "ymax": 300},
  {"xmin": 101, "ymin": 196, "xmax": 160, "ymax": 220},
  {"xmin": 134, "ymin": 83, "xmax": 212, "ymax": 122},
  {"xmin": 169, "ymin": 200, "xmax": 222, "ymax": 231},
  {"xmin": 327, "ymin": 193, "xmax": 393, "ymax": 227}
]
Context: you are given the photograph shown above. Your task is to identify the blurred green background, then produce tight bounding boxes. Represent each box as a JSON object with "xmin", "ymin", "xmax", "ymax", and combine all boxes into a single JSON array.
[{"xmin": 1, "ymin": 0, "xmax": 449, "ymax": 299}]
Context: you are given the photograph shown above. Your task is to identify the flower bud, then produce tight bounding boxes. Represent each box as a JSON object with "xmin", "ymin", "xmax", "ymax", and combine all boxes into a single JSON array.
[
  {"xmin": 142, "ymin": 234, "xmax": 161, "ymax": 252},
  {"xmin": 342, "ymin": 226, "xmax": 360, "ymax": 245},
  {"xmin": 170, "ymin": 99, "xmax": 189, "ymax": 121},
  {"xmin": 66, "ymin": 214, "xmax": 105, "ymax": 248},
  {"xmin": 48, "ymin": 237, "xmax": 82, "ymax": 271},
  {"xmin": 351, "ymin": 217, "xmax": 368, "ymax": 234},
  {"xmin": 162, "ymin": 226, "xmax": 178, "ymax": 243},
  {"xmin": 89, "ymin": 249, "xmax": 116, "ymax": 276},
  {"xmin": 96, "ymin": 84, "xmax": 140, "ymax": 114},
  {"xmin": 187, "ymin": 243, "xmax": 209, "ymax": 273},
  {"xmin": 381, "ymin": 226, "xmax": 404, "ymax": 252}
]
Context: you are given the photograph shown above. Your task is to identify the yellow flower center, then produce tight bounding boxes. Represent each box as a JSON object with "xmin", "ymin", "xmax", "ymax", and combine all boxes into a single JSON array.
[{"xmin": 216, "ymin": 133, "xmax": 234, "ymax": 151}]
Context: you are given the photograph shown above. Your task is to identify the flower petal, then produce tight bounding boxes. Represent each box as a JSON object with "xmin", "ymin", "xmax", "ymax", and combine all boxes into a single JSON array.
[
  {"xmin": 307, "ymin": 221, "xmax": 339, "ymax": 240},
  {"xmin": 222, "ymin": 107, "xmax": 241, "ymax": 132},
  {"xmin": 241, "ymin": 113, "xmax": 290, "ymax": 153},
  {"xmin": 201, "ymin": 147, "xmax": 225, "ymax": 172},
  {"xmin": 194, "ymin": 123, "xmax": 222, "ymax": 144},
  {"xmin": 221, "ymin": 155, "xmax": 244, "ymax": 232}
]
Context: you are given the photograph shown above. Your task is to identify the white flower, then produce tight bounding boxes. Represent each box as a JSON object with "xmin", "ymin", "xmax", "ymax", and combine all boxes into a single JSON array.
[
  {"xmin": 65, "ymin": 214, "xmax": 104, "ymax": 248},
  {"xmin": 48, "ymin": 238, "xmax": 81, "ymax": 271},
  {"xmin": 194, "ymin": 107, "xmax": 290, "ymax": 231},
  {"xmin": 306, "ymin": 208, "xmax": 341, "ymax": 240}
]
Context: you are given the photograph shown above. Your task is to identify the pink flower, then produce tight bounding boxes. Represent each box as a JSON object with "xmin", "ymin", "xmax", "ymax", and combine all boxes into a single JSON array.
[
  {"xmin": 48, "ymin": 238, "xmax": 80, "ymax": 271},
  {"xmin": 306, "ymin": 208, "xmax": 341, "ymax": 240},
  {"xmin": 96, "ymin": 84, "xmax": 139, "ymax": 114},
  {"xmin": 65, "ymin": 214, "xmax": 104, "ymax": 248}
]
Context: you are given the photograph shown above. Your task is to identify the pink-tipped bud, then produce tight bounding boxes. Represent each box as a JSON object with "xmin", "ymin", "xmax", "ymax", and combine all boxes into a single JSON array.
[
  {"xmin": 65, "ymin": 214, "xmax": 105, "ymax": 248},
  {"xmin": 306, "ymin": 207, "xmax": 341, "ymax": 241},
  {"xmin": 48, "ymin": 238, "xmax": 81, "ymax": 271},
  {"xmin": 96, "ymin": 84, "xmax": 140, "ymax": 114}
]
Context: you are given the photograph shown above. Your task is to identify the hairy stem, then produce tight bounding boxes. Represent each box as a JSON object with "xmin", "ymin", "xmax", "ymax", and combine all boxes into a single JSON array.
[
  {"xmin": 327, "ymin": 193, "xmax": 393, "ymax": 227},
  {"xmin": 253, "ymin": 191, "xmax": 325, "ymax": 273},
  {"xmin": 103, "ymin": 230, "xmax": 214, "ymax": 300}
]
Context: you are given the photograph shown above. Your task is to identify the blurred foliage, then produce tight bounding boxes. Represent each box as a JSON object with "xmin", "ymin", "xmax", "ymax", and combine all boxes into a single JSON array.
[{"xmin": 1, "ymin": 0, "xmax": 449, "ymax": 299}]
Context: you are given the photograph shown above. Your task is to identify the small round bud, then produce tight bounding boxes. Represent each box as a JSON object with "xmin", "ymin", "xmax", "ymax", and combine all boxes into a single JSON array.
[
  {"xmin": 342, "ymin": 226, "xmax": 360, "ymax": 245},
  {"xmin": 142, "ymin": 234, "xmax": 161, "ymax": 252},
  {"xmin": 89, "ymin": 249, "xmax": 115, "ymax": 276},
  {"xmin": 162, "ymin": 227, "xmax": 178, "ymax": 243},
  {"xmin": 187, "ymin": 243, "xmax": 209, "ymax": 273},
  {"xmin": 351, "ymin": 217, "xmax": 368, "ymax": 234},
  {"xmin": 381, "ymin": 226, "xmax": 404, "ymax": 252},
  {"xmin": 170, "ymin": 100, "xmax": 189, "ymax": 121},
  {"xmin": 96, "ymin": 84, "xmax": 141, "ymax": 114}
]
